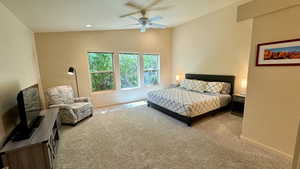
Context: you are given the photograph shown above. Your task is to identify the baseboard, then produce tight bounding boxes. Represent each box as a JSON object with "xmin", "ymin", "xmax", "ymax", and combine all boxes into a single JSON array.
[
  {"xmin": 94, "ymin": 99, "xmax": 146, "ymax": 109},
  {"xmin": 240, "ymin": 135, "xmax": 293, "ymax": 159}
]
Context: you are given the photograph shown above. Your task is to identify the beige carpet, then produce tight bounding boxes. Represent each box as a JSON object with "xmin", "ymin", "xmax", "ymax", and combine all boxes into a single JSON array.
[{"xmin": 56, "ymin": 105, "xmax": 291, "ymax": 169}]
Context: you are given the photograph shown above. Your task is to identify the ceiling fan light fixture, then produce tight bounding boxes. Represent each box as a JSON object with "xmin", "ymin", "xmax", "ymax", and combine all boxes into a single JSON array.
[
  {"xmin": 140, "ymin": 27, "xmax": 146, "ymax": 32},
  {"xmin": 85, "ymin": 24, "xmax": 93, "ymax": 28},
  {"xmin": 120, "ymin": 0, "xmax": 168, "ymax": 33}
]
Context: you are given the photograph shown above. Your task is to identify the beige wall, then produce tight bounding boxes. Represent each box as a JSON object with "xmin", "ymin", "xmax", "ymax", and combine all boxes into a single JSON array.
[
  {"xmin": 241, "ymin": 3, "xmax": 300, "ymax": 157},
  {"xmin": 35, "ymin": 29, "xmax": 172, "ymax": 107},
  {"xmin": 171, "ymin": 2, "xmax": 253, "ymax": 94},
  {"xmin": 293, "ymin": 121, "xmax": 300, "ymax": 169},
  {"xmin": 238, "ymin": 0, "xmax": 300, "ymax": 21},
  {"xmin": 0, "ymin": 2, "xmax": 41, "ymax": 145}
]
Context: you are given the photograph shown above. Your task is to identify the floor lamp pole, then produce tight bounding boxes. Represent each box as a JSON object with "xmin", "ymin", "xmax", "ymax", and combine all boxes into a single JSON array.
[{"xmin": 74, "ymin": 69, "xmax": 80, "ymax": 97}]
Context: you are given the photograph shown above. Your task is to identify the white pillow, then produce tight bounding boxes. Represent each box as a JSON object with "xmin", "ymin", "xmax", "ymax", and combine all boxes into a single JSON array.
[
  {"xmin": 180, "ymin": 79, "xmax": 207, "ymax": 92},
  {"xmin": 205, "ymin": 82, "xmax": 224, "ymax": 94}
]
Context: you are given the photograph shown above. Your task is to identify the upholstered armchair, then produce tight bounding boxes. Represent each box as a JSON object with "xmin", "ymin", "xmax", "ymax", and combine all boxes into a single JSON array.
[{"xmin": 46, "ymin": 85, "xmax": 93, "ymax": 125}]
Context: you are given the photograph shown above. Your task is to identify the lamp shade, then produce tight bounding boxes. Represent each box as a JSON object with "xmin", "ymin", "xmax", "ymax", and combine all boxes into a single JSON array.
[
  {"xmin": 241, "ymin": 79, "xmax": 247, "ymax": 89},
  {"xmin": 176, "ymin": 75, "xmax": 180, "ymax": 82},
  {"xmin": 68, "ymin": 67, "xmax": 75, "ymax": 75}
]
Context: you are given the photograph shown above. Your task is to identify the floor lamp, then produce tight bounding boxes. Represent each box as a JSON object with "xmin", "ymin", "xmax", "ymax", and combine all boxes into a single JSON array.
[{"xmin": 68, "ymin": 67, "xmax": 80, "ymax": 97}]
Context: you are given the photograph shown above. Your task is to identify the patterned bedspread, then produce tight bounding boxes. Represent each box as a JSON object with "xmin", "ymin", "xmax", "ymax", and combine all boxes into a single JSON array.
[{"xmin": 147, "ymin": 88, "xmax": 231, "ymax": 117}]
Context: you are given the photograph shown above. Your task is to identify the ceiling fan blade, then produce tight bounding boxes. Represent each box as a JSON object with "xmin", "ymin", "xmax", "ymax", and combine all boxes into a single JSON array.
[
  {"xmin": 148, "ymin": 6, "xmax": 174, "ymax": 11},
  {"xmin": 125, "ymin": 23, "xmax": 141, "ymax": 27},
  {"xmin": 149, "ymin": 23, "xmax": 166, "ymax": 29},
  {"xmin": 149, "ymin": 16, "xmax": 163, "ymax": 22},
  {"xmin": 144, "ymin": 0, "xmax": 163, "ymax": 10},
  {"xmin": 120, "ymin": 11, "xmax": 141, "ymax": 18},
  {"xmin": 126, "ymin": 1, "xmax": 144, "ymax": 10},
  {"xmin": 128, "ymin": 16, "xmax": 139, "ymax": 21}
]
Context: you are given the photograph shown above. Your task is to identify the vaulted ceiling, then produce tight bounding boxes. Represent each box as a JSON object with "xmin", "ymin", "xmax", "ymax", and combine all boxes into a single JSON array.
[{"xmin": 0, "ymin": 0, "xmax": 244, "ymax": 32}]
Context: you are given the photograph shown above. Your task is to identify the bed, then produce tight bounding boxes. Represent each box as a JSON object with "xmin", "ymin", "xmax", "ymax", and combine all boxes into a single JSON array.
[{"xmin": 147, "ymin": 74, "xmax": 235, "ymax": 126}]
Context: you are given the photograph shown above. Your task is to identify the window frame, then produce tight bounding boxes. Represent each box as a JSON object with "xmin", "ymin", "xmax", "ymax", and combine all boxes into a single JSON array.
[
  {"xmin": 118, "ymin": 52, "xmax": 141, "ymax": 90},
  {"xmin": 87, "ymin": 52, "xmax": 116, "ymax": 92},
  {"xmin": 87, "ymin": 51, "xmax": 161, "ymax": 93},
  {"xmin": 143, "ymin": 53, "xmax": 161, "ymax": 87}
]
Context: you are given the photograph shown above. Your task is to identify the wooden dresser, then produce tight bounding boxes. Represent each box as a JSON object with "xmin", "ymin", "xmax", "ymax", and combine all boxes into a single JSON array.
[{"xmin": 0, "ymin": 108, "xmax": 60, "ymax": 169}]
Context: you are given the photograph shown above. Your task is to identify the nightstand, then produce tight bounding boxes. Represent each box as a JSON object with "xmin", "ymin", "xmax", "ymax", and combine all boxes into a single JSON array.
[{"xmin": 231, "ymin": 94, "xmax": 246, "ymax": 117}]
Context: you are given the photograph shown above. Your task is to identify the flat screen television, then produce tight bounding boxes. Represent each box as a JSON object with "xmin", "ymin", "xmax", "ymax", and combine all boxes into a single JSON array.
[{"xmin": 14, "ymin": 84, "xmax": 43, "ymax": 140}]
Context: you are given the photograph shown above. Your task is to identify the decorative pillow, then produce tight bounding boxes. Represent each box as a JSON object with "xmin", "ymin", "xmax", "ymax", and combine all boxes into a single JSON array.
[
  {"xmin": 191, "ymin": 80, "xmax": 208, "ymax": 92},
  {"xmin": 205, "ymin": 82, "xmax": 224, "ymax": 94},
  {"xmin": 221, "ymin": 83, "xmax": 231, "ymax": 94},
  {"xmin": 180, "ymin": 79, "xmax": 207, "ymax": 92}
]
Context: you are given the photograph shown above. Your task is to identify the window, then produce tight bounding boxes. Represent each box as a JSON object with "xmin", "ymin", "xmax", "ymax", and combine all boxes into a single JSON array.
[
  {"xmin": 88, "ymin": 52, "xmax": 160, "ymax": 92},
  {"xmin": 143, "ymin": 54, "xmax": 160, "ymax": 85},
  {"xmin": 88, "ymin": 52, "xmax": 114, "ymax": 92},
  {"xmin": 119, "ymin": 53, "xmax": 139, "ymax": 89}
]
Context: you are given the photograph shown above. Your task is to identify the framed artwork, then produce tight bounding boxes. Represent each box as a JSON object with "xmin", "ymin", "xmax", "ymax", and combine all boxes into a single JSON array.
[{"xmin": 256, "ymin": 38, "xmax": 300, "ymax": 66}]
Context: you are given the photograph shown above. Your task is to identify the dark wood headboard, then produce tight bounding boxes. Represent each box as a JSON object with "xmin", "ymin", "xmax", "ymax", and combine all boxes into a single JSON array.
[{"xmin": 185, "ymin": 74, "xmax": 235, "ymax": 95}]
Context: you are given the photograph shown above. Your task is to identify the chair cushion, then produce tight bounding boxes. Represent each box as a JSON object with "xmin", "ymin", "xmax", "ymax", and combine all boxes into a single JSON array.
[
  {"xmin": 69, "ymin": 102, "xmax": 93, "ymax": 114},
  {"xmin": 47, "ymin": 86, "xmax": 75, "ymax": 105}
]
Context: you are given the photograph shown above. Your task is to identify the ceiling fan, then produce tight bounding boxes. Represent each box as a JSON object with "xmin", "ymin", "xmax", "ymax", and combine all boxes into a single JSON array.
[{"xmin": 120, "ymin": 0, "xmax": 170, "ymax": 32}]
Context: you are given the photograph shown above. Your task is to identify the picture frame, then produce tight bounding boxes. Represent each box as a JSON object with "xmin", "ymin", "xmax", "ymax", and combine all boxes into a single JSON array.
[{"xmin": 256, "ymin": 38, "xmax": 300, "ymax": 66}]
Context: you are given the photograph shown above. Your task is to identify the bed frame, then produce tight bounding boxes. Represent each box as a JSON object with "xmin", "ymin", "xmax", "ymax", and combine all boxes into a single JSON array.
[{"xmin": 147, "ymin": 74, "xmax": 235, "ymax": 126}]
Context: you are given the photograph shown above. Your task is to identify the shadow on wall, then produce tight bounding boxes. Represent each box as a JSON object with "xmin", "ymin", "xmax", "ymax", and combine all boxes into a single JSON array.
[{"xmin": 0, "ymin": 80, "xmax": 21, "ymax": 147}]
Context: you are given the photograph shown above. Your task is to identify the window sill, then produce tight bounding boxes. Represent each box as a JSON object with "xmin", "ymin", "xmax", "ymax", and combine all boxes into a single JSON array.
[
  {"xmin": 91, "ymin": 89, "xmax": 116, "ymax": 95},
  {"xmin": 91, "ymin": 85, "xmax": 161, "ymax": 95},
  {"xmin": 120, "ymin": 87, "xmax": 140, "ymax": 91},
  {"xmin": 143, "ymin": 84, "xmax": 160, "ymax": 88}
]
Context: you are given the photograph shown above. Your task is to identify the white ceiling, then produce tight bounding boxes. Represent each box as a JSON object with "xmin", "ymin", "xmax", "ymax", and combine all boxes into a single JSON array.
[{"xmin": 0, "ymin": 0, "xmax": 244, "ymax": 32}]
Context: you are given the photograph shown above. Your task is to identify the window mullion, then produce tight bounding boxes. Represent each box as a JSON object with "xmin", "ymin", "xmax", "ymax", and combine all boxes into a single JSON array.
[
  {"xmin": 91, "ymin": 70, "xmax": 113, "ymax": 74},
  {"xmin": 157, "ymin": 55, "xmax": 161, "ymax": 85},
  {"xmin": 140, "ymin": 53, "xmax": 144, "ymax": 88},
  {"xmin": 114, "ymin": 52, "xmax": 121, "ymax": 90}
]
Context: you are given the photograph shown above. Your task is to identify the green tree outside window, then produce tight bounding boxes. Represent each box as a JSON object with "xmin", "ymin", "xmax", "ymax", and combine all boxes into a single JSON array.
[
  {"xmin": 144, "ymin": 54, "xmax": 160, "ymax": 85},
  {"xmin": 119, "ymin": 53, "xmax": 139, "ymax": 89},
  {"xmin": 88, "ymin": 52, "xmax": 114, "ymax": 92}
]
